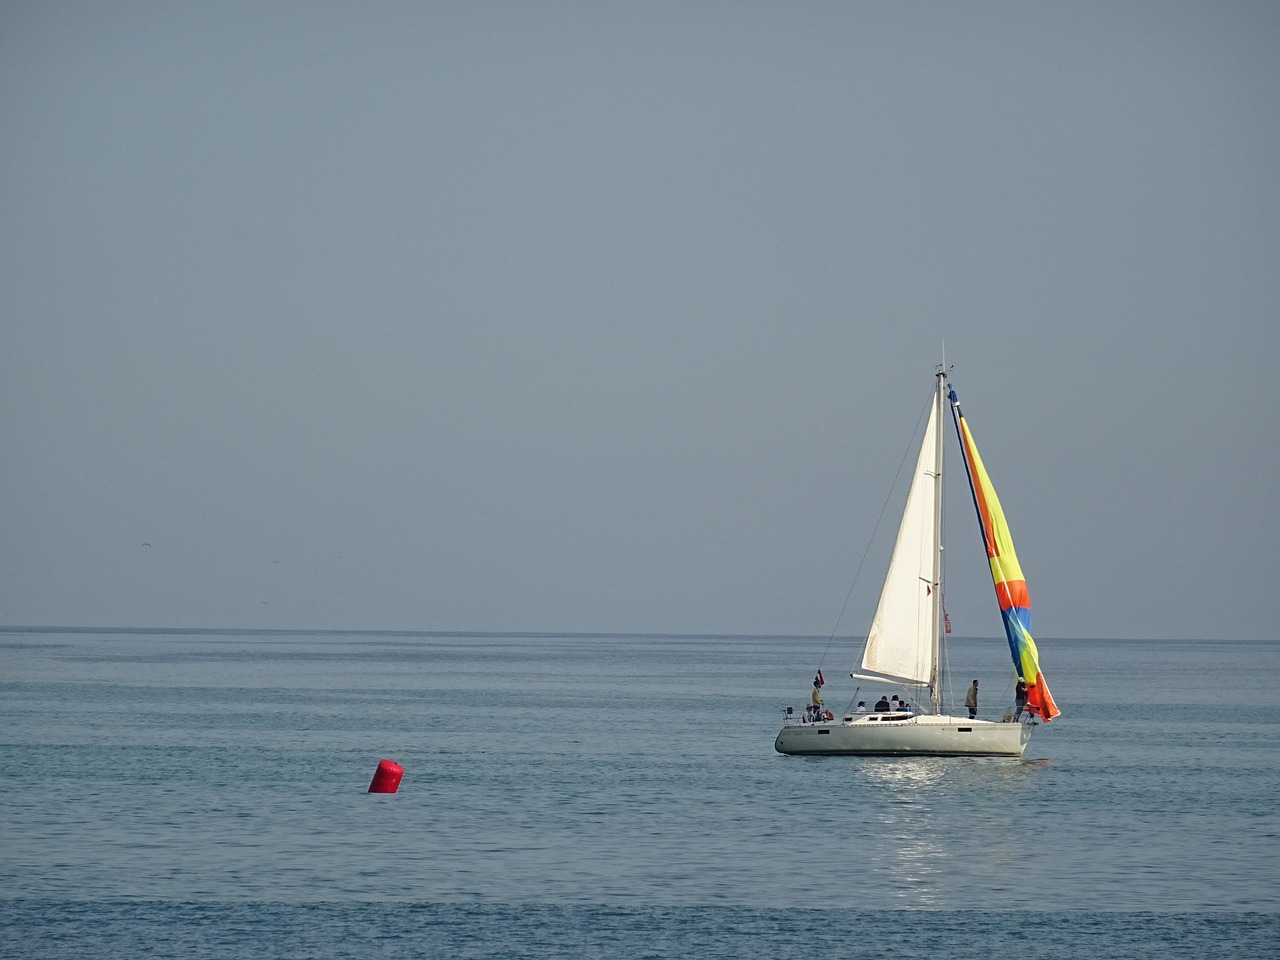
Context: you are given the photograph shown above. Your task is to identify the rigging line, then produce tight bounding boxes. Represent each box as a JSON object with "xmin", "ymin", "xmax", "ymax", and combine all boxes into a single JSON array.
[
  {"xmin": 813, "ymin": 387, "xmax": 936, "ymax": 673},
  {"xmin": 840, "ymin": 690, "xmax": 861, "ymax": 716}
]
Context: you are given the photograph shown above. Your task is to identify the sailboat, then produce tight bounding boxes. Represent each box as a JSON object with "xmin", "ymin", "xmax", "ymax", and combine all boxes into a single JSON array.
[{"xmin": 774, "ymin": 368, "xmax": 1060, "ymax": 757}]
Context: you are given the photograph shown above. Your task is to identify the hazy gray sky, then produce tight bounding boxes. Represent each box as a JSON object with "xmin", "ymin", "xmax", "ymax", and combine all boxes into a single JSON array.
[{"xmin": 2, "ymin": 2, "xmax": 1276, "ymax": 639}]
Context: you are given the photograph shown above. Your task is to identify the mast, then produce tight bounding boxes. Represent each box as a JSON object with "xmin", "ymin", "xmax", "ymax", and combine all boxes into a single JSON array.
[{"xmin": 930, "ymin": 369, "xmax": 946, "ymax": 714}]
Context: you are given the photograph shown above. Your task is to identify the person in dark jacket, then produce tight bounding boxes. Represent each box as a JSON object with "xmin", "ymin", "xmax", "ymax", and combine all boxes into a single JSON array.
[{"xmin": 1014, "ymin": 678, "xmax": 1028, "ymax": 720}]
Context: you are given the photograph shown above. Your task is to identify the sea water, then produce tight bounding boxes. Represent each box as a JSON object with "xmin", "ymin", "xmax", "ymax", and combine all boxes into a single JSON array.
[{"xmin": 1, "ymin": 630, "xmax": 1276, "ymax": 958}]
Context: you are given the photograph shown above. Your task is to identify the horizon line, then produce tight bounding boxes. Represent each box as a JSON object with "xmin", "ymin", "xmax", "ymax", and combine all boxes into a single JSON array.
[{"xmin": 0, "ymin": 624, "xmax": 1250, "ymax": 643}]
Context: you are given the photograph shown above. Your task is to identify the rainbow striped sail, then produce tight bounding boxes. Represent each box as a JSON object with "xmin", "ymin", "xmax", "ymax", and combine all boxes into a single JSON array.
[{"xmin": 949, "ymin": 387, "xmax": 1060, "ymax": 722}]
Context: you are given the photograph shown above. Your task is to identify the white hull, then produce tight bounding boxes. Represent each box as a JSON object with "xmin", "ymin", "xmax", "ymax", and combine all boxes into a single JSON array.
[{"xmin": 774, "ymin": 713, "xmax": 1032, "ymax": 757}]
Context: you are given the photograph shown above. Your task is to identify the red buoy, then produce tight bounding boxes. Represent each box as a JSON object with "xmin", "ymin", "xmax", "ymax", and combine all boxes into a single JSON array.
[{"xmin": 368, "ymin": 758, "xmax": 403, "ymax": 793}]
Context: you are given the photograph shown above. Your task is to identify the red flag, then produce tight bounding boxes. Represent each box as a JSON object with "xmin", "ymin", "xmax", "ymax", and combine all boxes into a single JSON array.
[
  {"xmin": 944, "ymin": 611, "xmax": 952, "ymax": 634},
  {"xmin": 816, "ymin": 670, "xmax": 824, "ymax": 686}
]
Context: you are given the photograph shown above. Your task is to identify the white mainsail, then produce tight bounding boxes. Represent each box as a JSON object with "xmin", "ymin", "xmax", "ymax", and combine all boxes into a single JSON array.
[{"xmin": 857, "ymin": 387, "xmax": 942, "ymax": 691}]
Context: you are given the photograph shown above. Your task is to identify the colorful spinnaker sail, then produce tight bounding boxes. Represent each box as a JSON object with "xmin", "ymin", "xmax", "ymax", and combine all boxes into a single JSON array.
[{"xmin": 949, "ymin": 387, "xmax": 1060, "ymax": 722}]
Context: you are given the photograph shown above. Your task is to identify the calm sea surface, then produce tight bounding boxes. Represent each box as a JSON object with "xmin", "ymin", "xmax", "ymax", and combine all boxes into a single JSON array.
[{"xmin": 1, "ymin": 630, "xmax": 1276, "ymax": 958}]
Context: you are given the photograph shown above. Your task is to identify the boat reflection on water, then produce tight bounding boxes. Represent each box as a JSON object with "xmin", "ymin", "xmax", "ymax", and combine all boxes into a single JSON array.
[
  {"xmin": 846, "ymin": 757, "xmax": 1036, "ymax": 907},
  {"xmin": 855, "ymin": 759, "xmax": 943, "ymax": 906},
  {"xmin": 857, "ymin": 756, "xmax": 948, "ymax": 788}
]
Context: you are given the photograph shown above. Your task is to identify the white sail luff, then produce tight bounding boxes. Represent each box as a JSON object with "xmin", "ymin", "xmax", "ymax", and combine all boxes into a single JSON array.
[{"xmin": 859, "ymin": 380, "xmax": 943, "ymax": 689}]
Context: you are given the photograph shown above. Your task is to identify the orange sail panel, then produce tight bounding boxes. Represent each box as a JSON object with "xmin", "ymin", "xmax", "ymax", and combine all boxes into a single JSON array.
[{"xmin": 951, "ymin": 392, "xmax": 1060, "ymax": 722}]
